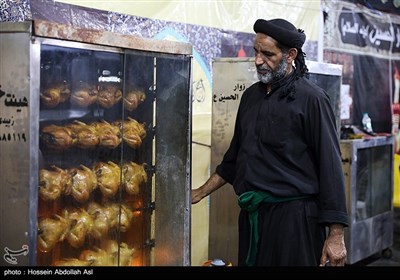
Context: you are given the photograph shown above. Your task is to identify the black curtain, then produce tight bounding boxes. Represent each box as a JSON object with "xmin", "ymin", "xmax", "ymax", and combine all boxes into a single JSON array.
[{"xmin": 352, "ymin": 55, "xmax": 392, "ymax": 133}]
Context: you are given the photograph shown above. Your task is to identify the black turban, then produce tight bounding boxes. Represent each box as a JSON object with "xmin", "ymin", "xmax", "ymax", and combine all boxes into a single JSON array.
[{"xmin": 253, "ymin": 18, "xmax": 306, "ymax": 49}]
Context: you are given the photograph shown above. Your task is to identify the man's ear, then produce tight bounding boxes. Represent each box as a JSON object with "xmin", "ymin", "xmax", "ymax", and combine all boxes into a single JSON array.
[{"xmin": 287, "ymin": 48, "xmax": 298, "ymax": 64}]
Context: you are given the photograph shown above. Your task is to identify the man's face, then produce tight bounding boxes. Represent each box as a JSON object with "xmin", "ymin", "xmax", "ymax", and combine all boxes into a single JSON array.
[{"xmin": 253, "ymin": 33, "xmax": 288, "ymax": 84}]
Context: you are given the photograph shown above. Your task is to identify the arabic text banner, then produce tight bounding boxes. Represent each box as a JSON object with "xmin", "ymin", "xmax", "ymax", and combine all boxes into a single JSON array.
[{"xmin": 323, "ymin": 0, "xmax": 400, "ymax": 58}]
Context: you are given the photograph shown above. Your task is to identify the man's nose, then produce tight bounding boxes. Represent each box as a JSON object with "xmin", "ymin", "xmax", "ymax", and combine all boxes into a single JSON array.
[{"xmin": 255, "ymin": 54, "xmax": 264, "ymax": 65}]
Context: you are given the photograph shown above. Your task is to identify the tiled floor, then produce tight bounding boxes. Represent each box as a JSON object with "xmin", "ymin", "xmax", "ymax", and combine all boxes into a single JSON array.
[{"xmin": 351, "ymin": 207, "xmax": 400, "ymax": 266}]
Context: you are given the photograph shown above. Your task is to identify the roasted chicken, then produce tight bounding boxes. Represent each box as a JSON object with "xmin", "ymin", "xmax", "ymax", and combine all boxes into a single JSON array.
[
  {"xmin": 64, "ymin": 207, "xmax": 94, "ymax": 248},
  {"xmin": 39, "ymin": 165, "xmax": 72, "ymax": 201},
  {"xmin": 87, "ymin": 202, "xmax": 111, "ymax": 240},
  {"xmin": 37, "ymin": 214, "xmax": 70, "ymax": 252},
  {"xmin": 102, "ymin": 202, "xmax": 120, "ymax": 230},
  {"xmin": 40, "ymin": 124, "xmax": 76, "ymax": 150},
  {"xmin": 68, "ymin": 165, "xmax": 97, "ymax": 203},
  {"xmin": 66, "ymin": 120, "xmax": 99, "ymax": 149},
  {"xmin": 70, "ymin": 82, "xmax": 98, "ymax": 107},
  {"xmin": 97, "ymin": 84, "xmax": 122, "ymax": 109},
  {"xmin": 122, "ymin": 162, "xmax": 147, "ymax": 196},
  {"xmin": 117, "ymin": 204, "xmax": 134, "ymax": 232},
  {"xmin": 102, "ymin": 240, "xmax": 134, "ymax": 266},
  {"xmin": 79, "ymin": 247, "xmax": 112, "ymax": 266},
  {"xmin": 124, "ymin": 89, "xmax": 146, "ymax": 111},
  {"xmin": 40, "ymin": 81, "xmax": 71, "ymax": 108},
  {"xmin": 93, "ymin": 161, "xmax": 121, "ymax": 198},
  {"xmin": 86, "ymin": 202, "xmax": 133, "ymax": 240},
  {"xmin": 113, "ymin": 117, "xmax": 146, "ymax": 149},
  {"xmin": 102, "ymin": 203, "xmax": 134, "ymax": 233},
  {"xmin": 91, "ymin": 121, "xmax": 122, "ymax": 149}
]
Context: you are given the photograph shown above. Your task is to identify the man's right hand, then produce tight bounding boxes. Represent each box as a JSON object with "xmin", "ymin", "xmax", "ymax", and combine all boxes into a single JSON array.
[
  {"xmin": 191, "ymin": 172, "xmax": 227, "ymax": 205},
  {"xmin": 191, "ymin": 188, "xmax": 204, "ymax": 204}
]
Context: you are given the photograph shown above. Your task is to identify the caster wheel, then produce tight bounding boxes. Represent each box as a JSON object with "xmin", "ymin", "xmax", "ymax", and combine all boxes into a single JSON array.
[{"xmin": 382, "ymin": 248, "xmax": 392, "ymax": 259}]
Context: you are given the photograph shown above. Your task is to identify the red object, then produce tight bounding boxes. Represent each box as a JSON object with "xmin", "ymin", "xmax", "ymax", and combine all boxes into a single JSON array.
[{"xmin": 237, "ymin": 43, "xmax": 246, "ymax": 57}]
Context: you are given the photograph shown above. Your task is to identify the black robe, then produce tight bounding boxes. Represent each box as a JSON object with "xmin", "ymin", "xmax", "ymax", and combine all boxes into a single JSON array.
[{"xmin": 216, "ymin": 73, "xmax": 348, "ymax": 266}]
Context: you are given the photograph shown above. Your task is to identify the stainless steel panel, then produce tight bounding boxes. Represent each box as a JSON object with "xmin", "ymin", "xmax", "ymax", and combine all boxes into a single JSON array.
[
  {"xmin": 340, "ymin": 136, "xmax": 394, "ymax": 264},
  {"xmin": 154, "ymin": 56, "xmax": 192, "ymax": 266},
  {"xmin": 0, "ymin": 21, "xmax": 31, "ymax": 33},
  {"xmin": 0, "ymin": 29, "xmax": 32, "ymax": 266},
  {"xmin": 28, "ymin": 41, "xmax": 41, "ymax": 266}
]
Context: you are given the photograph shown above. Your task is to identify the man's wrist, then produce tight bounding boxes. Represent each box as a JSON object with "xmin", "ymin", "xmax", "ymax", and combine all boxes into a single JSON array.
[{"xmin": 329, "ymin": 224, "xmax": 344, "ymax": 236}]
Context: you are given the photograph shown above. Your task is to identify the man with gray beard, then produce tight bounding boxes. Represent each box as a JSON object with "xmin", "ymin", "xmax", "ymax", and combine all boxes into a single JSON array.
[{"xmin": 192, "ymin": 18, "xmax": 348, "ymax": 266}]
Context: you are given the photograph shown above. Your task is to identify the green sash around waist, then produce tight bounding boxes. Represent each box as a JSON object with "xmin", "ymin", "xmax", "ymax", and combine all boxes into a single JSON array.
[{"xmin": 238, "ymin": 190, "xmax": 311, "ymax": 266}]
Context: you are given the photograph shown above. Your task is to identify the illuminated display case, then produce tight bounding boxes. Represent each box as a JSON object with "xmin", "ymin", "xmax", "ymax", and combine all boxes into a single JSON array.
[{"xmin": 0, "ymin": 20, "xmax": 192, "ymax": 266}]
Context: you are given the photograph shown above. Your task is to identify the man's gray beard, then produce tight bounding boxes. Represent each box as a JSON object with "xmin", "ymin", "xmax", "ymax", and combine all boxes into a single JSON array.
[{"xmin": 258, "ymin": 59, "xmax": 288, "ymax": 84}]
